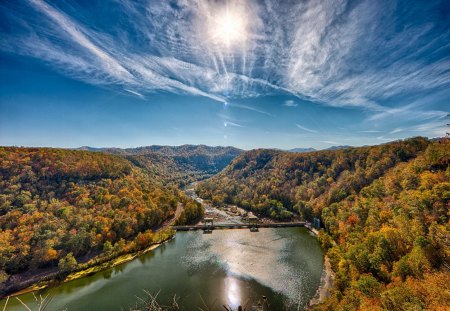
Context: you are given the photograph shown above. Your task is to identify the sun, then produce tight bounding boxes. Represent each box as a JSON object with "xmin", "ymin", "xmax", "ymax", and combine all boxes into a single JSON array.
[{"xmin": 210, "ymin": 9, "xmax": 247, "ymax": 47}]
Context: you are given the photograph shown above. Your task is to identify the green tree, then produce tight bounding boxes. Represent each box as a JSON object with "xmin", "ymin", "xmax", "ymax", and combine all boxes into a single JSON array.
[
  {"xmin": 58, "ymin": 252, "xmax": 77, "ymax": 273},
  {"xmin": 102, "ymin": 241, "xmax": 113, "ymax": 254},
  {"xmin": 381, "ymin": 285, "xmax": 425, "ymax": 311},
  {"xmin": 356, "ymin": 274, "xmax": 381, "ymax": 298}
]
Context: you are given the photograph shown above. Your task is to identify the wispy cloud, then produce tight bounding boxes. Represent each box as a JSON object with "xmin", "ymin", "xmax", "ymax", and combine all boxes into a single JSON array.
[
  {"xmin": 227, "ymin": 103, "xmax": 275, "ymax": 117},
  {"xmin": 389, "ymin": 128, "xmax": 404, "ymax": 134},
  {"xmin": 387, "ymin": 120, "xmax": 448, "ymax": 137},
  {"xmin": 410, "ymin": 121, "xmax": 447, "ymax": 136},
  {"xmin": 27, "ymin": 0, "xmax": 133, "ymax": 82},
  {"xmin": 125, "ymin": 89, "xmax": 145, "ymax": 99},
  {"xmin": 365, "ymin": 96, "xmax": 448, "ymax": 138},
  {"xmin": 368, "ymin": 107, "xmax": 447, "ymax": 122},
  {"xmin": 0, "ymin": 0, "xmax": 448, "ymax": 122},
  {"xmin": 376, "ymin": 136, "xmax": 393, "ymax": 141},
  {"xmin": 358, "ymin": 130, "xmax": 383, "ymax": 133},
  {"xmin": 321, "ymin": 141, "xmax": 341, "ymax": 145},
  {"xmin": 283, "ymin": 100, "xmax": 298, "ymax": 107},
  {"xmin": 283, "ymin": 1, "xmax": 450, "ymax": 110},
  {"xmin": 296, "ymin": 124, "xmax": 318, "ymax": 133},
  {"xmin": 224, "ymin": 121, "xmax": 243, "ymax": 128}
]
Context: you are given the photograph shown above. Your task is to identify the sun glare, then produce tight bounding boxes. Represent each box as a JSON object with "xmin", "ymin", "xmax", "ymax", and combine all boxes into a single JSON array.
[{"xmin": 211, "ymin": 10, "xmax": 247, "ymax": 47}]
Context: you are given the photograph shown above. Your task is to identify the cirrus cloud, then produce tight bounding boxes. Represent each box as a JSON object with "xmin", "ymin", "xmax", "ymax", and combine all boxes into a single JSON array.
[{"xmin": 0, "ymin": 0, "xmax": 448, "ymax": 120}]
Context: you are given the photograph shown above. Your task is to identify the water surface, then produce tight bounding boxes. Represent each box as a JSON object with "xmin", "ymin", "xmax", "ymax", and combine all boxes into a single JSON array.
[{"xmin": 2, "ymin": 228, "xmax": 323, "ymax": 310}]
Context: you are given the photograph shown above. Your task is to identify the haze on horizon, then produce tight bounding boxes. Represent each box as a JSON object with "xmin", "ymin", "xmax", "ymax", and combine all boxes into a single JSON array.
[{"xmin": 0, "ymin": 0, "xmax": 449, "ymax": 150}]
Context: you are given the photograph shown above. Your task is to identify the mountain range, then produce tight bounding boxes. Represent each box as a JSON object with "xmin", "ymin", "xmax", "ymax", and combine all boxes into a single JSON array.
[
  {"xmin": 78, "ymin": 145, "xmax": 242, "ymax": 186},
  {"xmin": 288, "ymin": 145, "xmax": 353, "ymax": 153}
]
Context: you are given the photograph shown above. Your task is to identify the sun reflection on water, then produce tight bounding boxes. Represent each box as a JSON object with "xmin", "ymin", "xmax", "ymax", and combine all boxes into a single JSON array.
[{"xmin": 224, "ymin": 275, "xmax": 241, "ymax": 308}]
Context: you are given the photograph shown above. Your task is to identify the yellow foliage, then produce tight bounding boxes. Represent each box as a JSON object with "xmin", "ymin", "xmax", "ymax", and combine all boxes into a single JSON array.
[{"xmin": 44, "ymin": 248, "xmax": 58, "ymax": 262}]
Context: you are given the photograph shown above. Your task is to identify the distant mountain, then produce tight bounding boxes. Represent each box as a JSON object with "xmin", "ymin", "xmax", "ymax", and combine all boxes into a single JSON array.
[
  {"xmin": 287, "ymin": 146, "xmax": 354, "ymax": 152},
  {"xmin": 288, "ymin": 146, "xmax": 353, "ymax": 152},
  {"xmin": 77, "ymin": 146, "xmax": 107, "ymax": 152},
  {"xmin": 78, "ymin": 144, "xmax": 241, "ymax": 156},
  {"xmin": 77, "ymin": 145, "xmax": 243, "ymax": 186},
  {"xmin": 324, "ymin": 145, "xmax": 352, "ymax": 150},
  {"xmin": 288, "ymin": 147, "xmax": 316, "ymax": 153}
]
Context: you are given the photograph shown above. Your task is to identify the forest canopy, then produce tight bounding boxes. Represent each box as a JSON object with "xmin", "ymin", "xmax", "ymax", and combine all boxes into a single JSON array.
[
  {"xmin": 0, "ymin": 147, "xmax": 192, "ymax": 295},
  {"xmin": 80, "ymin": 145, "xmax": 242, "ymax": 187}
]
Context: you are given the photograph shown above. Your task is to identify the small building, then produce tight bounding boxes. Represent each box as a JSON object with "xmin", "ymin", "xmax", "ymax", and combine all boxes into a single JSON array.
[
  {"xmin": 204, "ymin": 217, "xmax": 214, "ymax": 228},
  {"xmin": 313, "ymin": 217, "xmax": 321, "ymax": 229}
]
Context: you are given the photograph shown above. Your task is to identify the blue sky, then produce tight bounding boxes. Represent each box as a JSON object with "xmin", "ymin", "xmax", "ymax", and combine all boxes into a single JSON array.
[{"xmin": 0, "ymin": 0, "xmax": 449, "ymax": 150}]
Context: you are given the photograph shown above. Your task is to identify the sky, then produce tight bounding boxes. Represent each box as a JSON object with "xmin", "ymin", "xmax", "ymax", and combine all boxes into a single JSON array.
[{"xmin": 0, "ymin": 0, "xmax": 449, "ymax": 150}]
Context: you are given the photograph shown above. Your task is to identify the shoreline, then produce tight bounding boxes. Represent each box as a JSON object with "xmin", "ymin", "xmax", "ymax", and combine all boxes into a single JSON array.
[
  {"xmin": 4, "ymin": 236, "xmax": 174, "ymax": 299},
  {"xmin": 2, "ymin": 203, "xmax": 184, "ymax": 300},
  {"xmin": 308, "ymin": 255, "xmax": 334, "ymax": 308},
  {"xmin": 307, "ymin": 228, "xmax": 334, "ymax": 308}
]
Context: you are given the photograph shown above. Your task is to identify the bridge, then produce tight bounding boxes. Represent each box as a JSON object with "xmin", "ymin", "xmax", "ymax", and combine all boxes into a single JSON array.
[{"xmin": 172, "ymin": 221, "xmax": 309, "ymax": 231}]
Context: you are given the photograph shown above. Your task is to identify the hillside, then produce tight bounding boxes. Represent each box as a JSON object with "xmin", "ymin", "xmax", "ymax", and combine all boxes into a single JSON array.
[
  {"xmin": 0, "ymin": 147, "xmax": 201, "ymax": 296},
  {"xmin": 198, "ymin": 137, "xmax": 430, "ymax": 219},
  {"xmin": 315, "ymin": 140, "xmax": 450, "ymax": 310},
  {"xmin": 197, "ymin": 138, "xmax": 450, "ymax": 309},
  {"xmin": 79, "ymin": 145, "xmax": 243, "ymax": 186}
]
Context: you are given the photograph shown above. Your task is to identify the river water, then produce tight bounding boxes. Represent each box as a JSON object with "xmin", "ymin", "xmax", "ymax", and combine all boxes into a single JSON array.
[{"xmin": 2, "ymin": 228, "xmax": 323, "ymax": 311}]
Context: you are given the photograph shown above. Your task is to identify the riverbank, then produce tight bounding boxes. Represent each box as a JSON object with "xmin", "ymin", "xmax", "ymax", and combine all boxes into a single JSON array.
[
  {"xmin": 307, "ymin": 227, "xmax": 334, "ymax": 308},
  {"xmin": 308, "ymin": 255, "xmax": 334, "ymax": 308},
  {"xmin": 7, "ymin": 235, "xmax": 174, "ymax": 299},
  {"xmin": 1, "ymin": 202, "xmax": 184, "ymax": 300}
]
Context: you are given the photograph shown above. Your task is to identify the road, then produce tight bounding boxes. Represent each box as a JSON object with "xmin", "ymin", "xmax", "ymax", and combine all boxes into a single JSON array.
[{"xmin": 157, "ymin": 202, "xmax": 184, "ymax": 231}]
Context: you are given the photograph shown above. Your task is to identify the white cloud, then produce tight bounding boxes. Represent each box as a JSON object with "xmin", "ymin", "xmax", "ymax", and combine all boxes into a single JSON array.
[
  {"xmin": 389, "ymin": 128, "xmax": 404, "ymax": 134},
  {"xmin": 227, "ymin": 103, "xmax": 275, "ymax": 117},
  {"xmin": 125, "ymin": 89, "xmax": 145, "ymax": 99},
  {"xmin": 296, "ymin": 124, "xmax": 318, "ymax": 133},
  {"xmin": 224, "ymin": 121, "xmax": 243, "ymax": 127},
  {"xmin": 369, "ymin": 107, "xmax": 447, "ymax": 122},
  {"xmin": 28, "ymin": 0, "xmax": 133, "ymax": 82},
  {"xmin": 376, "ymin": 136, "xmax": 393, "ymax": 141},
  {"xmin": 283, "ymin": 100, "xmax": 298, "ymax": 107},
  {"xmin": 389, "ymin": 120, "xmax": 447, "ymax": 137},
  {"xmin": 321, "ymin": 140, "xmax": 341, "ymax": 145},
  {"xmin": 358, "ymin": 130, "xmax": 383, "ymax": 133}
]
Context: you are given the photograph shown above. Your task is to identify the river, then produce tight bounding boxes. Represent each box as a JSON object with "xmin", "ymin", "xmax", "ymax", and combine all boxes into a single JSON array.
[{"xmin": 2, "ymin": 227, "xmax": 323, "ymax": 311}]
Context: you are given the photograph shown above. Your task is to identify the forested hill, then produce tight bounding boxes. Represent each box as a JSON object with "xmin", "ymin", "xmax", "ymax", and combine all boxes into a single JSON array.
[
  {"xmin": 197, "ymin": 137, "xmax": 431, "ymax": 219},
  {"xmin": 79, "ymin": 145, "xmax": 243, "ymax": 186},
  {"xmin": 198, "ymin": 138, "xmax": 450, "ymax": 309},
  {"xmin": 0, "ymin": 147, "xmax": 201, "ymax": 296}
]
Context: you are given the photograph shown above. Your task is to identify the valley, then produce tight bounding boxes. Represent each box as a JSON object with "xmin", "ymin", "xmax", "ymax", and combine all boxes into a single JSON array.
[
  {"xmin": 0, "ymin": 138, "xmax": 449, "ymax": 310},
  {"xmin": 2, "ymin": 1, "xmax": 449, "ymax": 309}
]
